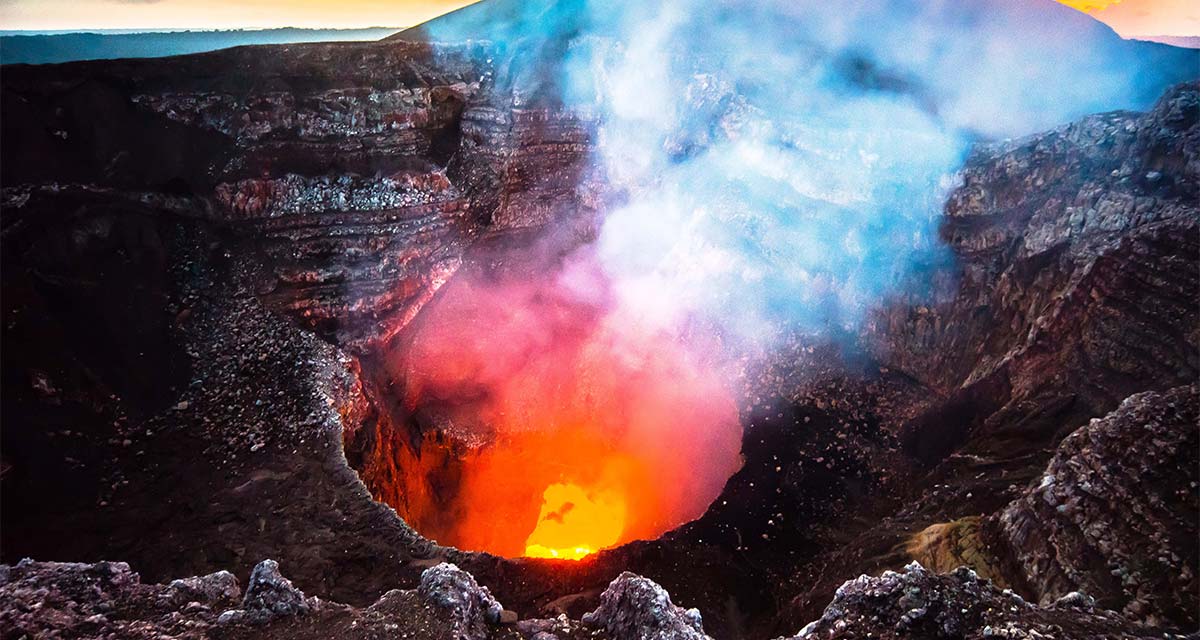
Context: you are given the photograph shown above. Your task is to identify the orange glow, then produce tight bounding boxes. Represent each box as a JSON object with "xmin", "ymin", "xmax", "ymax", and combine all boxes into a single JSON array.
[
  {"xmin": 524, "ymin": 483, "xmax": 625, "ymax": 560},
  {"xmin": 1056, "ymin": 0, "xmax": 1122, "ymax": 12},
  {"xmin": 388, "ymin": 252, "xmax": 743, "ymax": 558},
  {"xmin": 1054, "ymin": 0, "xmax": 1200, "ymax": 37}
]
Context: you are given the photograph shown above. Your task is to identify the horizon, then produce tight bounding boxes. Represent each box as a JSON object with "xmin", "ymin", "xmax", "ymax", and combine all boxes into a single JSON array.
[
  {"xmin": 0, "ymin": 0, "xmax": 1197, "ymax": 38},
  {"xmin": 0, "ymin": 27, "xmax": 402, "ymax": 36},
  {"xmin": 0, "ymin": 0, "xmax": 475, "ymax": 33}
]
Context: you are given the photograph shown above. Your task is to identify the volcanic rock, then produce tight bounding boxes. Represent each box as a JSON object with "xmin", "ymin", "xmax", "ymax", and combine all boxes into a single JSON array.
[
  {"xmin": 0, "ymin": 558, "xmax": 540, "ymax": 639},
  {"xmin": 773, "ymin": 81, "xmax": 1199, "ymax": 635},
  {"xmin": 871, "ymin": 81, "xmax": 1200, "ymax": 467},
  {"xmin": 418, "ymin": 562, "xmax": 505, "ymax": 639},
  {"xmin": 582, "ymin": 572, "xmax": 711, "ymax": 640},
  {"xmin": 0, "ymin": 559, "xmax": 215, "ymax": 639},
  {"xmin": 787, "ymin": 562, "xmax": 1183, "ymax": 640},
  {"xmin": 162, "ymin": 570, "xmax": 242, "ymax": 607},
  {"xmin": 218, "ymin": 559, "xmax": 313, "ymax": 625},
  {"xmin": 0, "ymin": 10, "xmax": 1197, "ymax": 640},
  {"xmin": 989, "ymin": 384, "xmax": 1199, "ymax": 628}
]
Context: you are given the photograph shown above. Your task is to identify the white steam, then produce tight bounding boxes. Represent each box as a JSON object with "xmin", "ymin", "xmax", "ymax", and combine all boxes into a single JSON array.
[{"xmin": 430, "ymin": 0, "xmax": 1191, "ymax": 349}]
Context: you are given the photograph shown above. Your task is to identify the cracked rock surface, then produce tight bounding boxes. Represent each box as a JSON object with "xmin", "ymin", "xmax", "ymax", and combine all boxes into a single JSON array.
[
  {"xmin": 786, "ymin": 562, "xmax": 1189, "ymax": 640},
  {"xmin": 218, "ymin": 559, "xmax": 313, "ymax": 626},
  {"xmin": 990, "ymin": 384, "xmax": 1199, "ymax": 628}
]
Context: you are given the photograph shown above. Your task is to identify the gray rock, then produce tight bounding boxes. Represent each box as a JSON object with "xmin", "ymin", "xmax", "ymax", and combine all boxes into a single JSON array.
[
  {"xmin": 993, "ymin": 384, "xmax": 1198, "ymax": 628},
  {"xmin": 1053, "ymin": 591, "xmax": 1096, "ymax": 610},
  {"xmin": 163, "ymin": 570, "xmax": 241, "ymax": 607},
  {"xmin": 223, "ymin": 559, "xmax": 311, "ymax": 626},
  {"xmin": 789, "ymin": 563, "xmax": 1164, "ymax": 639},
  {"xmin": 417, "ymin": 562, "xmax": 504, "ymax": 640},
  {"xmin": 582, "ymin": 572, "xmax": 710, "ymax": 640}
]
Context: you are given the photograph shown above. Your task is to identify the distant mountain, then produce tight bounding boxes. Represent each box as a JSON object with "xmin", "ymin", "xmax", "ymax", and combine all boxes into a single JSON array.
[
  {"xmin": 0, "ymin": 28, "xmax": 400, "ymax": 65},
  {"xmin": 1133, "ymin": 35, "xmax": 1200, "ymax": 48}
]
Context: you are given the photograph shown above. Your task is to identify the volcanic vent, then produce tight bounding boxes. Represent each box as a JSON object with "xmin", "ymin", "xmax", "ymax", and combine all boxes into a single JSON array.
[
  {"xmin": 336, "ymin": 0, "xmax": 1200, "ymax": 567},
  {"xmin": 347, "ymin": 239, "xmax": 744, "ymax": 560}
]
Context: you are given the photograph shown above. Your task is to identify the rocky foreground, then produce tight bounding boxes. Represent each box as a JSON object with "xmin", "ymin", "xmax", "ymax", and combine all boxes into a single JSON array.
[
  {"xmin": 4, "ymin": 554, "xmax": 1195, "ymax": 640},
  {"xmin": 1, "ymin": 25, "xmax": 1197, "ymax": 640}
]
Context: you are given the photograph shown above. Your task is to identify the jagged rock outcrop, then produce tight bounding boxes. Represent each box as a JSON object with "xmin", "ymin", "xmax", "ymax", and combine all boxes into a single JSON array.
[
  {"xmin": 989, "ymin": 384, "xmax": 1199, "ymax": 628},
  {"xmin": 418, "ymin": 562, "xmax": 505, "ymax": 639},
  {"xmin": 776, "ymin": 83, "xmax": 1199, "ymax": 634},
  {"xmin": 0, "ymin": 40, "xmax": 594, "ymax": 354},
  {"xmin": 217, "ymin": 559, "xmax": 313, "ymax": 625},
  {"xmin": 0, "ymin": 558, "xmax": 540, "ymax": 639},
  {"xmin": 0, "ymin": 559, "xmax": 238, "ymax": 639},
  {"xmin": 787, "ymin": 562, "xmax": 1184, "ymax": 640},
  {"xmin": 163, "ymin": 570, "xmax": 242, "ymax": 606},
  {"xmin": 582, "ymin": 572, "xmax": 711, "ymax": 640},
  {"xmin": 1, "ymin": 558, "xmax": 721, "ymax": 640}
]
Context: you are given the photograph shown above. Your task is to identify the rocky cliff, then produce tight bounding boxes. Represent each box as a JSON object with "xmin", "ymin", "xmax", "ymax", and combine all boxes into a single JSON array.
[{"xmin": 991, "ymin": 384, "xmax": 1198, "ymax": 628}]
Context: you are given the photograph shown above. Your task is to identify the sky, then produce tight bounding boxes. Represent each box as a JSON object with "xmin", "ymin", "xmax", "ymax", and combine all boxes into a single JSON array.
[
  {"xmin": 0, "ymin": 0, "xmax": 477, "ymax": 31},
  {"xmin": 1059, "ymin": 0, "xmax": 1200, "ymax": 36},
  {"xmin": 0, "ymin": 0, "xmax": 1196, "ymax": 36}
]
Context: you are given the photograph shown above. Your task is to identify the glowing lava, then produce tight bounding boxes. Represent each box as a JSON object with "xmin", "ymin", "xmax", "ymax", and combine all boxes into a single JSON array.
[
  {"xmin": 388, "ymin": 249, "xmax": 744, "ymax": 558},
  {"xmin": 523, "ymin": 482, "xmax": 625, "ymax": 560}
]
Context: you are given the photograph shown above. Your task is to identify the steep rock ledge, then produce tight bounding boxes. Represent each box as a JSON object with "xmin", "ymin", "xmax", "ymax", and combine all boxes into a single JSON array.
[
  {"xmin": 776, "ymin": 83, "xmax": 1199, "ymax": 634},
  {"xmin": 989, "ymin": 384, "xmax": 1199, "ymax": 628},
  {"xmin": 871, "ymin": 81, "xmax": 1199, "ymax": 465}
]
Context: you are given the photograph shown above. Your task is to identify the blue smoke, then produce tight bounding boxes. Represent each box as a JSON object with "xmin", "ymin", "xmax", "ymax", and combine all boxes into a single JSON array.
[{"xmin": 425, "ymin": 0, "xmax": 1195, "ymax": 347}]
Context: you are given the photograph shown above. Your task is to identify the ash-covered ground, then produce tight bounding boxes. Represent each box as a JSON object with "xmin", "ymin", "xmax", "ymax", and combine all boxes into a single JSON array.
[{"xmin": 1, "ymin": 2, "xmax": 1198, "ymax": 639}]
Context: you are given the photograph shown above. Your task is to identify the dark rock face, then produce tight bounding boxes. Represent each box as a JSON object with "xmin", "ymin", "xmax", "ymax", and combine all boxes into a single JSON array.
[
  {"xmin": 0, "ymin": 40, "xmax": 579, "ymax": 354},
  {"xmin": 786, "ymin": 563, "xmax": 1182, "ymax": 640},
  {"xmin": 222, "ymin": 559, "xmax": 313, "ymax": 625},
  {"xmin": 582, "ymin": 572, "xmax": 710, "ymax": 640},
  {"xmin": 871, "ymin": 81, "xmax": 1199, "ymax": 465},
  {"xmin": 777, "ymin": 82, "xmax": 1200, "ymax": 636},
  {"xmin": 990, "ymin": 384, "xmax": 1199, "ymax": 628}
]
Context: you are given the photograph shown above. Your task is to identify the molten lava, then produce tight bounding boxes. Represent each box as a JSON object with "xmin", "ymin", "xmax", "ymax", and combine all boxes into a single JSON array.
[
  {"xmin": 388, "ymin": 249, "xmax": 743, "ymax": 558},
  {"xmin": 523, "ymin": 483, "xmax": 625, "ymax": 560}
]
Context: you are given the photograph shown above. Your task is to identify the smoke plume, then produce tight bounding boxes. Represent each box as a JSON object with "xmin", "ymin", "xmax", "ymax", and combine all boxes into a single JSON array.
[{"xmin": 394, "ymin": 0, "xmax": 1195, "ymax": 556}]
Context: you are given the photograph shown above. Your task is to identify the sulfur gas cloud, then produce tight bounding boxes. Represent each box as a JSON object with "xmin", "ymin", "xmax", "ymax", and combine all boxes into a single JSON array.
[{"xmin": 394, "ymin": 0, "xmax": 1189, "ymax": 558}]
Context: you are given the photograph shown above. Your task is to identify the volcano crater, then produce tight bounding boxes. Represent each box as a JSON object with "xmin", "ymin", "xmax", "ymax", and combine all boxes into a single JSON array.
[{"xmin": 1, "ymin": 17, "xmax": 1197, "ymax": 640}]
